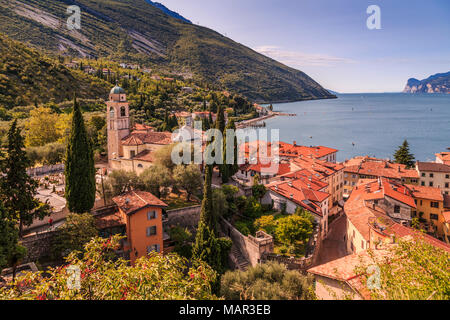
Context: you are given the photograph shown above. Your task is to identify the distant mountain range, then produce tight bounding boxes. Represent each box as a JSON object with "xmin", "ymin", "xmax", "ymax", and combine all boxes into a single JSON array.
[
  {"xmin": 0, "ymin": 0, "xmax": 335, "ymax": 103},
  {"xmin": 403, "ymin": 72, "xmax": 450, "ymax": 94}
]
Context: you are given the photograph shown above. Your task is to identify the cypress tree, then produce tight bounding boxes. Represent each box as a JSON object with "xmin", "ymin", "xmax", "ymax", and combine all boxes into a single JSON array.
[
  {"xmin": 65, "ymin": 96, "xmax": 96, "ymax": 213},
  {"xmin": 1, "ymin": 120, "xmax": 50, "ymax": 237},
  {"xmin": 393, "ymin": 139, "xmax": 415, "ymax": 168},
  {"xmin": 215, "ymin": 105, "xmax": 226, "ymax": 134}
]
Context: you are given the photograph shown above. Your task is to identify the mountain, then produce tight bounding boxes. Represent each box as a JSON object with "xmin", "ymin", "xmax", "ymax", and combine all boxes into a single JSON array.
[
  {"xmin": 0, "ymin": 0, "xmax": 335, "ymax": 103},
  {"xmin": 0, "ymin": 33, "xmax": 109, "ymax": 108},
  {"xmin": 403, "ymin": 72, "xmax": 450, "ymax": 94},
  {"xmin": 144, "ymin": 0, "xmax": 192, "ymax": 24}
]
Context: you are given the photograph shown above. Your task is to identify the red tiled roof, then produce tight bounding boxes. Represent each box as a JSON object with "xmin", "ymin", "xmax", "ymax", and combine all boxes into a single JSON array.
[
  {"xmin": 436, "ymin": 152, "xmax": 450, "ymax": 165},
  {"xmin": 388, "ymin": 224, "xmax": 450, "ymax": 253},
  {"xmin": 404, "ymin": 184, "xmax": 443, "ymax": 202},
  {"xmin": 443, "ymin": 211, "xmax": 450, "ymax": 223},
  {"xmin": 247, "ymin": 162, "xmax": 291, "ymax": 176},
  {"xmin": 344, "ymin": 157, "xmax": 418, "ymax": 179},
  {"xmin": 381, "ymin": 179, "xmax": 416, "ymax": 208},
  {"xmin": 133, "ymin": 149, "xmax": 155, "ymax": 163},
  {"xmin": 95, "ymin": 211, "xmax": 126, "ymax": 229},
  {"xmin": 122, "ymin": 131, "xmax": 172, "ymax": 146},
  {"xmin": 278, "ymin": 141, "xmax": 337, "ymax": 159},
  {"xmin": 291, "ymin": 157, "xmax": 344, "ymax": 178},
  {"xmin": 112, "ymin": 191, "xmax": 167, "ymax": 215},
  {"xmin": 268, "ymin": 177, "xmax": 330, "ymax": 216},
  {"xmin": 417, "ymin": 161, "xmax": 450, "ymax": 173}
]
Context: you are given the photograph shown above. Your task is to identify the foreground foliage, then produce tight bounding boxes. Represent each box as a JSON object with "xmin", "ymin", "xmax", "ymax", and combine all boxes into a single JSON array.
[
  {"xmin": 355, "ymin": 236, "xmax": 450, "ymax": 300},
  {"xmin": 0, "ymin": 236, "xmax": 218, "ymax": 300},
  {"xmin": 221, "ymin": 262, "xmax": 316, "ymax": 300}
]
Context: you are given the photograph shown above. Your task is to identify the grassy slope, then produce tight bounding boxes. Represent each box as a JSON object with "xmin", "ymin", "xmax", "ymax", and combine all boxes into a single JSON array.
[
  {"xmin": 0, "ymin": 0, "xmax": 335, "ymax": 103},
  {"xmin": 0, "ymin": 33, "xmax": 110, "ymax": 107}
]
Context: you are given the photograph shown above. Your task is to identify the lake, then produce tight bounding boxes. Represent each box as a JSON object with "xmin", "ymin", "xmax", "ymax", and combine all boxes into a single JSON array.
[{"xmin": 258, "ymin": 93, "xmax": 450, "ymax": 162}]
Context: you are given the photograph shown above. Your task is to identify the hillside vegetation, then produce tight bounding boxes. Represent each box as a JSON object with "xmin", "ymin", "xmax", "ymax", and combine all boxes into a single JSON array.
[
  {"xmin": 0, "ymin": 32, "xmax": 110, "ymax": 107},
  {"xmin": 0, "ymin": 0, "xmax": 335, "ymax": 103}
]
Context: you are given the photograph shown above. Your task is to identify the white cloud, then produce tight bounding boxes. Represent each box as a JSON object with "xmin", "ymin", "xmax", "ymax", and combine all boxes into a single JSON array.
[{"xmin": 254, "ymin": 45, "xmax": 356, "ymax": 67}]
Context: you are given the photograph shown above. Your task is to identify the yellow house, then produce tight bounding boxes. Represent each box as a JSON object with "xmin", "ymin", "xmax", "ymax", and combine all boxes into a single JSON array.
[{"xmin": 405, "ymin": 184, "xmax": 448, "ymax": 244}]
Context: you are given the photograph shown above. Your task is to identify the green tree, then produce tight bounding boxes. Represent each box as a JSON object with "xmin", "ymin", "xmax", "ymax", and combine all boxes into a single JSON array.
[
  {"xmin": 100, "ymin": 170, "xmax": 141, "ymax": 199},
  {"xmin": 1, "ymin": 120, "xmax": 50, "ymax": 236},
  {"xmin": 393, "ymin": 139, "xmax": 415, "ymax": 168},
  {"xmin": 173, "ymin": 164, "xmax": 203, "ymax": 201},
  {"xmin": 275, "ymin": 215, "xmax": 313, "ymax": 253},
  {"xmin": 252, "ymin": 183, "xmax": 267, "ymax": 203},
  {"xmin": 0, "ymin": 236, "xmax": 217, "ymax": 300},
  {"xmin": 140, "ymin": 165, "xmax": 173, "ymax": 199},
  {"xmin": 65, "ymin": 96, "xmax": 96, "ymax": 213},
  {"xmin": 221, "ymin": 262, "xmax": 315, "ymax": 300},
  {"xmin": 254, "ymin": 215, "xmax": 276, "ymax": 235},
  {"xmin": 51, "ymin": 213, "xmax": 98, "ymax": 261},
  {"xmin": 192, "ymin": 166, "xmax": 232, "ymax": 280},
  {"xmin": 0, "ymin": 204, "xmax": 26, "ymax": 278},
  {"xmin": 215, "ymin": 105, "xmax": 226, "ymax": 134}
]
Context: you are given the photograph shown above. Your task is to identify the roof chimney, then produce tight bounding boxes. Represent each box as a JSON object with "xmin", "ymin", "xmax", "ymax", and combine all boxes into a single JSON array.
[
  {"xmin": 290, "ymin": 194, "xmax": 294, "ymax": 199},
  {"xmin": 293, "ymin": 141, "xmax": 297, "ymax": 146}
]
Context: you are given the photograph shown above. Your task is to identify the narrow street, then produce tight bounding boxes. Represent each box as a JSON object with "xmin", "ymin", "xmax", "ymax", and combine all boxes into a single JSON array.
[{"xmin": 316, "ymin": 214, "xmax": 348, "ymax": 266}]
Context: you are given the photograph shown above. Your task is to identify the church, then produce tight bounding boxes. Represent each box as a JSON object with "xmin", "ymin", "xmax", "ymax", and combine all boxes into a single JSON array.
[{"xmin": 107, "ymin": 85, "xmax": 173, "ymax": 174}]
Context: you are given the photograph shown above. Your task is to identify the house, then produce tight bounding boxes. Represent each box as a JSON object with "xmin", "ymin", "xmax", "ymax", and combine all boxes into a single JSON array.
[
  {"xmin": 436, "ymin": 151, "xmax": 450, "ymax": 165},
  {"xmin": 290, "ymin": 156, "xmax": 345, "ymax": 211},
  {"xmin": 261, "ymin": 169, "xmax": 330, "ymax": 236},
  {"xmin": 344, "ymin": 178, "xmax": 416, "ymax": 253},
  {"xmin": 107, "ymin": 85, "xmax": 173, "ymax": 174},
  {"xmin": 111, "ymin": 191, "xmax": 168, "ymax": 264},
  {"xmin": 235, "ymin": 161, "xmax": 292, "ymax": 186},
  {"xmin": 343, "ymin": 156, "xmax": 419, "ymax": 198},
  {"xmin": 416, "ymin": 161, "xmax": 450, "ymax": 195},
  {"xmin": 308, "ymin": 217, "xmax": 450, "ymax": 300},
  {"xmin": 406, "ymin": 184, "xmax": 449, "ymax": 243},
  {"xmin": 277, "ymin": 141, "xmax": 338, "ymax": 163}
]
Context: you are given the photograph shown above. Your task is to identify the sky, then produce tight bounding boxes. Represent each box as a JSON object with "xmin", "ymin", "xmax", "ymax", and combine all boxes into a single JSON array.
[{"xmin": 156, "ymin": 0, "xmax": 450, "ymax": 93}]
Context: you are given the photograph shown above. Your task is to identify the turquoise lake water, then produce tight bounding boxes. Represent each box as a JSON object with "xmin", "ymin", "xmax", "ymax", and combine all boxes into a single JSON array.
[{"xmin": 258, "ymin": 93, "xmax": 450, "ymax": 162}]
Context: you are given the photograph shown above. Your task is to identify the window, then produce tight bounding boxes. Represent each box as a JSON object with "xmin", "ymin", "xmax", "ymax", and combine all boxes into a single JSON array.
[
  {"xmin": 130, "ymin": 150, "xmax": 136, "ymax": 158},
  {"xmin": 431, "ymin": 202, "xmax": 439, "ymax": 208},
  {"xmin": 430, "ymin": 214, "xmax": 439, "ymax": 221},
  {"xmin": 109, "ymin": 107, "xmax": 115, "ymax": 118},
  {"xmin": 429, "ymin": 182, "xmax": 434, "ymax": 187},
  {"xmin": 137, "ymin": 164, "xmax": 143, "ymax": 168},
  {"xmin": 446, "ymin": 183, "xmax": 449, "ymax": 188},
  {"xmin": 421, "ymin": 181, "xmax": 425, "ymax": 186},
  {"xmin": 446, "ymin": 174, "xmax": 450, "ymax": 179},
  {"xmin": 394, "ymin": 205, "xmax": 400, "ymax": 214},
  {"xmin": 421, "ymin": 173, "xmax": 426, "ymax": 177},
  {"xmin": 147, "ymin": 244, "xmax": 160, "ymax": 253},
  {"xmin": 412, "ymin": 211, "xmax": 417, "ymax": 217},
  {"xmin": 146, "ymin": 226, "xmax": 157, "ymax": 237},
  {"xmin": 147, "ymin": 211, "xmax": 157, "ymax": 220},
  {"xmin": 120, "ymin": 106, "xmax": 126, "ymax": 117},
  {"xmin": 430, "ymin": 173, "xmax": 434, "ymax": 178}
]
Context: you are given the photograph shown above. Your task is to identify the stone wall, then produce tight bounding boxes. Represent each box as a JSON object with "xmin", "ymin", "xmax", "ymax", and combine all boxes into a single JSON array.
[
  {"xmin": 20, "ymin": 231, "xmax": 58, "ymax": 264},
  {"xmin": 220, "ymin": 218, "xmax": 273, "ymax": 267},
  {"xmin": 27, "ymin": 164, "xmax": 64, "ymax": 177},
  {"xmin": 165, "ymin": 205, "xmax": 202, "ymax": 233}
]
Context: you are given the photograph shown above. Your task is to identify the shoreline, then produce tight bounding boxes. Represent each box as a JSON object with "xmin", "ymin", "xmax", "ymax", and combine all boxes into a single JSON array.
[{"xmin": 236, "ymin": 111, "xmax": 296, "ymax": 129}]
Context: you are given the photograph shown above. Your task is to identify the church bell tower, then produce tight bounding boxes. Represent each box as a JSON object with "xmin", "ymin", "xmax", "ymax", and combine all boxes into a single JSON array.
[{"xmin": 106, "ymin": 84, "xmax": 130, "ymax": 165}]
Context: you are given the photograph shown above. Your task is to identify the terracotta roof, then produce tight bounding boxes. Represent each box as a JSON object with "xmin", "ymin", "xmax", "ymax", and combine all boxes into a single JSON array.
[
  {"xmin": 112, "ymin": 191, "xmax": 168, "ymax": 215},
  {"xmin": 95, "ymin": 211, "xmax": 126, "ymax": 229},
  {"xmin": 416, "ymin": 161, "xmax": 450, "ymax": 173},
  {"xmin": 133, "ymin": 123, "xmax": 154, "ymax": 131},
  {"xmin": 388, "ymin": 224, "xmax": 450, "ymax": 253},
  {"xmin": 404, "ymin": 184, "xmax": 443, "ymax": 202},
  {"xmin": 268, "ymin": 176, "xmax": 330, "ymax": 216},
  {"xmin": 122, "ymin": 131, "xmax": 172, "ymax": 146},
  {"xmin": 443, "ymin": 211, "xmax": 450, "ymax": 223},
  {"xmin": 435, "ymin": 152, "xmax": 450, "ymax": 165},
  {"xmin": 133, "ymin": 149, "xmax": 155, "ymax": 163},
  {"xmin": 291, "ymin": 157, "xmax": 344, "ymax": 178},
  {"xmin": 381, "ymin": 179, "xmax": 416, "ymax": 208},
  {"xmin": 278, "ymin": 141, "xmax": 337, "ymax": 159},
  {"xmin": 247, "ymin": 162, "xmax": 292, "ymax": 176},
  {"xmin": 344, "ymin": 157, "xmax": 418, "ymax": 179}
]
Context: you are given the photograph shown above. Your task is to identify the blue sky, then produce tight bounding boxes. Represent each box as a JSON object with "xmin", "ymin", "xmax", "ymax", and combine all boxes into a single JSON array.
[{"xmin": 157, "ymin": 0, "xmax": 450, "ymax": 93}]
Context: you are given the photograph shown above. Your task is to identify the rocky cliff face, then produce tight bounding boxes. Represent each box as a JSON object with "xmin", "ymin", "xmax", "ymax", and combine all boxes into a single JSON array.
[{"xmin": 403, "ymin": 72, "xmax": 450, "ymax": 93}]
